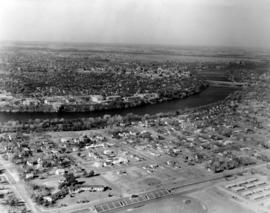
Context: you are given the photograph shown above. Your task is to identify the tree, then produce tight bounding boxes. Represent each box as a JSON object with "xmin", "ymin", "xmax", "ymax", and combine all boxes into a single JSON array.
[
  {"xmin": 21, "ymin": 207, "xmax": 28, "ymax": 213},
  {"xmin": 5, "ymin": 194, "xmax": 20, "ymax": 206},
  {"xmin": 83, "ymin": 170, "xmax": 95, "ymax": 177},
  {"xmin": 59, "ymin": 172, "xmax": 78, "ymax": 189},
  {"xmin": 89, "ymin": 170, "xmax": 95, "ymax": 177},
  {"xmin": 32, "ymin": 194, "xmax": 44, "ymax": 205}
]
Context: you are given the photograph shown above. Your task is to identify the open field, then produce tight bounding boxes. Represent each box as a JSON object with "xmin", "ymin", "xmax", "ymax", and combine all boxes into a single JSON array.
[
  {"xmin": 117, "ymin": 194, "xmax": 206, "ymax": 213},
  {"xmin": 189, "ymin": 187, "xmax": 255, "ymax": 213}
]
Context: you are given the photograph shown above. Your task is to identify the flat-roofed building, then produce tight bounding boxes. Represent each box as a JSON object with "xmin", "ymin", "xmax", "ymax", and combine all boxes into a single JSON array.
[
  {"xmin": 242, "ymin": 190, "xmax": 253, "ymax": 197},
  {"xmin": 262, "ymin": 191, "xmax": 270, "ymax": 197},
  {"xmin": 236, "ymin": 180, "xmax": 248, "ymax": 186},
  {"xmin": 255, "ymin": 181, "xmax": 266, "ymax": 186},
  {"xmin": 226, "ymin": 183, "xmax": 237, "ymax": 189},
  {"xmin": 249, "ymin": 194, "xmax": 264, "ymax": 201},
  {"xmin": 252, "ymin": 188, "xmax": 263, "ymax": 194},
  {"xmin": 246, "ymin": 177, "xmax": 258, "ymax": 183},
  {"xmin": 231, "ymin": 186, "xmax": 245, "ymax": 192},
  {"xmin": 263, "ymin": 185, "xmax": 270, "ymax": 191},
  {"xmin": 245, "ymin": 183, "xmax": 255, "ymax": 189}
]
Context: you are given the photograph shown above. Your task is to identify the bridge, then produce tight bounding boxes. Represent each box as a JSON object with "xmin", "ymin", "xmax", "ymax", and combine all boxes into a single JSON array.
[{"xmin": 207, "ymin": 80, "xmax": 248, "ymax": 88}]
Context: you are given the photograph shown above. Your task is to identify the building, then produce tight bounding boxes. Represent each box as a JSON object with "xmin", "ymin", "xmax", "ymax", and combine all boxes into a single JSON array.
[
  {"xmin": 123, "ymin": 96, "xmax": 142, "ymax": 103},
  {"xmin": 106, "ymin": 96, "xmax": 122, "ymax": 102},
  {"xmin": 113, "ymin": 157, "xmax": 128, "ymax": 165},
  {"xmin": 81, "ymin": 185, "xmax": 106, "ymax": 192},
  {"xmin": 90, "ymin": 95, "xmax": 104, "ymax": 103},
  {"xmin": 43, "ymin": 196, "xmax": 53, "ymax": 203},
  {"xmin": 231, "ymin": 186, "xmax": 245, "ymax": 192},
  {"xmin": 255, "ymin": 180, "xmax": 266, "ymax": 186},
  {"xmin": 249, "ymin": 193, "xmax": 264, "ymax": 201},
  {"xmin": 25, "ymin": 173, "xmax": 34, "ymax": 180},
  {"xmin": 22, "ymin": 98, "xmax": 38, "ymax": 106},
  {"xmin": 104, "ymin": 149, "xmax": 114, "ymax": 155},
  {"xmin": 245, "ymin": 183, "xmax": 255, "ymax": 189},
  {"xmin": 60, "ymin": 138, "xmax": 69, "ymax": 143},
  {"xmin": 71, "ymin": 185, "xmax": 107, "ymax": 193},
  {"xmin": 55, "ymin": 169, "xmax": 65, "ymax": 175}
]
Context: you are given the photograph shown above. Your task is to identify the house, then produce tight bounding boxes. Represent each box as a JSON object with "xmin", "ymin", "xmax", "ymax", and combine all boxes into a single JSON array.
[
  {"xmin": 80, "ymin": 185, "xmax": 106, "ymax": 192},
  {"xmin": 106, "ymin": 142, "xmax": 114, "ymax": 147},
  {"xmin": 72, "ymin": 147, "xmax": 79, "ymax": 152},
  {"xmin": 95, "ymin": 135, "xmax": 106, "ymax": 141},
  {"xmin": 224, "ymin": 140, "xmax": 233, "ymax": 145},
  {"xmin": 43, "ymin": 196, "xmax": 53, "ymax": 203},
  {"xmin": 134, "ymin": 156, "xmax": 141, "ymax": 161},
  {"xmin": 73, "ymin": 138, "xmax": 80, "ymax": 143},
  {"xmin": 25, "ymin": 173, "xmax": 34, "ymax": 180},
  {"xmin": 55, "ymin": 169, "xmax": 65, "ymax": 175},
  {"xmin": 90, "ymin": 95, "xmax": 104, "ymax": 103},
  {"xmin": 26, "ymin": 160, "xmax": 34, "ymax": 167},
  {"xmin": 103, "ymin": 150, "xmax": 114, "ymax": 155},
  {"xmin": 103, "ymin": 162, "xmax": 113, "ymax": 167},
  {"xmin": 88, "ymin": 152, "xmax": 95, "ymax": 157},
  {"xmin": 60, "ymin": 138, "xmax": 69, "ymax": 143},
  {"xmin": 92, "ymin": 161, "xmax": 102, "ymax": 168},
  {"xmin": 51, "ymin": 149, "xmax": 58, "ymax": 154},
  {"xmin": 113, "ymin": 157, "xmax": 128, "ymax": 165}
]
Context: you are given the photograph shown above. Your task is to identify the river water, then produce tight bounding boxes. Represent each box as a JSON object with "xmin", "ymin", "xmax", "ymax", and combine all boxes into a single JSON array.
[{"xmin": 0, "ymin": 86, "xmax": 237, "ymax": 122}]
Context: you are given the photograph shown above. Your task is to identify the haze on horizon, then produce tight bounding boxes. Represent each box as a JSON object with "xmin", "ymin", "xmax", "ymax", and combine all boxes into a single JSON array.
[{"xmin": 0, "ymin": 0, "xmax": 270, "ymax": 49}]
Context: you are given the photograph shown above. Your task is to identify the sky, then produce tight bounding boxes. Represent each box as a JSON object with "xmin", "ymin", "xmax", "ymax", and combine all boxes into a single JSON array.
[{"xmin": 0, "ymin": 0, "xmax": 270, "ymax": 48}]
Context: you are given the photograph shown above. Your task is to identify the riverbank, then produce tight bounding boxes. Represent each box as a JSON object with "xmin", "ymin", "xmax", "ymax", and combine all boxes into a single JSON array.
[
  {"xmin": 0, "ymin": 86, "xmax": 236, "ymax": 123},
  {"xmin": 58, "ymin": 83, "xmax": 207, "ymax": 113},
  {"xmin": 0, "ymin": 86, "xmax": 239, "ymax": 133},
  {"xmin": 0, "ymin": 81, "xmax": 208, "ymax": 113}
]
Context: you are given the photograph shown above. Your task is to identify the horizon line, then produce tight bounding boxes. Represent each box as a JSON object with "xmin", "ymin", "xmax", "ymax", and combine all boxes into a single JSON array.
[{"xmin": 1, "ymin": 39, "xmax": 269, "ymax": 51}]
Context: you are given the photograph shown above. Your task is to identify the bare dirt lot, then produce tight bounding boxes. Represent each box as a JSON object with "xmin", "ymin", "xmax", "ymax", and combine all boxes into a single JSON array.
[
  {"xmin": 118, "ymin": 194, "xmax": 206, "ymax": 213},
  {"xmin": 189, "ymin": 187, "xmax": 255, "ymax": 213}
]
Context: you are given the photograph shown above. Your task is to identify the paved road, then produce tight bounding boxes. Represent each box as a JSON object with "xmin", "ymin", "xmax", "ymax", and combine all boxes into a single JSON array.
[{"xmin": 0, "ymin": 155, "xmax": 38, "ymax": 213}]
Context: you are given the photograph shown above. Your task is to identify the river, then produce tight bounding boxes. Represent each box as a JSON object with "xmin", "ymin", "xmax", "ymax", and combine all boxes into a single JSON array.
[{"xmin": 0, "ymin": 86, "xmax": 237, "ymax": 122}]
